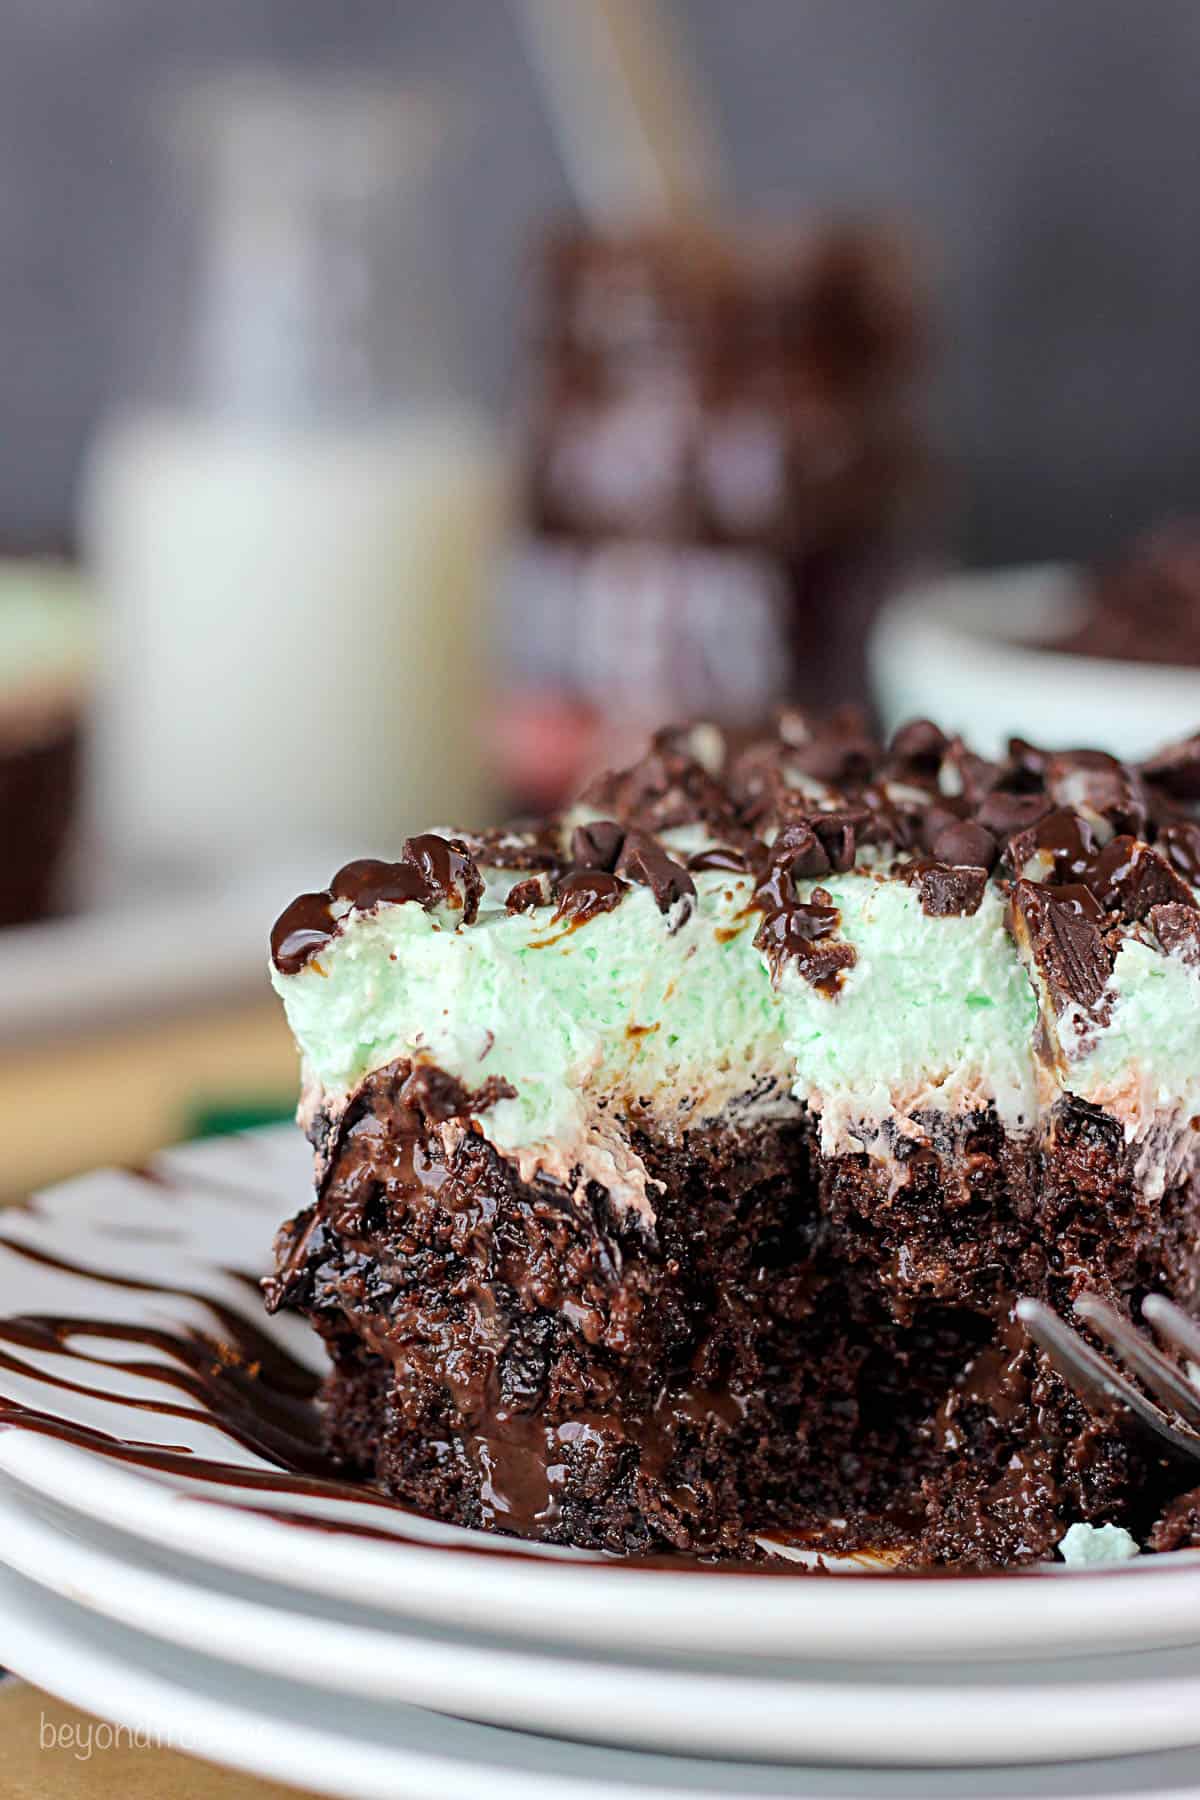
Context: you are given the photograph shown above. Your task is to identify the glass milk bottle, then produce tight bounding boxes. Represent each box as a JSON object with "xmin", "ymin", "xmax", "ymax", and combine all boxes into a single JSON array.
[{"xmin": 80, "ymin": 75, "xmax": 504, "ymax": 869}]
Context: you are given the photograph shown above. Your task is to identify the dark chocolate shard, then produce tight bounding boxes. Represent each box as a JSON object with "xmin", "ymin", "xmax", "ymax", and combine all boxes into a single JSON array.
[
  {"xmin": 571, "ymin": 820, "xmax": 625, "ymax": 871},
  {"xmin": 1148, "ymin": 902, "xmax": 1200, "ymax": 968},
  {"xmin": 1003, "ymin": 808, "xmax": 1099, "ymax": 885},
  {"xmin": 461, "ymin": 821, "xmax": 563, "ymax": 871},
  {"xmin": 613, "ymin": 829, "xmax": 697, "ymax": 921},
  {"xmin": 938, "ymin": 739, "xmax": 1002, "ymax": 806},
  {"xmin": 1083, "ymin": 837, "xmax": 1198, "ymax": 922},
  {"xmin": 790, "ymin": 732, "xmax": 879, "ymax": 787},
  {"xmin": 1009, "ymin": 879, "xmax": 1114, "ymax": 1022}
]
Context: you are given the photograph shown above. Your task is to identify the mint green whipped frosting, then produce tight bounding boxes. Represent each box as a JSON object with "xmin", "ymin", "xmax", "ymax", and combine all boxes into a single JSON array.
[{"xmin": 272, "ymin": 824, "xmax": 1200, "ymax": 1215}]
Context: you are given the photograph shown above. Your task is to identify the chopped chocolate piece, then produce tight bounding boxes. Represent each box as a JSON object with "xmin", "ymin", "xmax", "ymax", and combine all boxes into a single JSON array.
[
  {"xmin": 571, "ymin": 820, "xmax": 625, "ymax": 870},
  {"xmin": 398, "ymin": 835, "xmax": 486, "ymax": 924},
  {"xmin": 1149, "ymin": 902, "xmax": 1200, "ymax": 967},
  {"xmin": 888, "ymin": 717, "xmax": 948, "ymax": 770},
  {"xmin": 976, "ymin": 791, "xmax": 1052, "ymax": 840},
  {"xmin": 907, "ymin": 860, "xmax": 988, "ymax": 917},
  {"xmin": 929, "ymin": 820, "xmax": 998, "ymax": 873},
  {"xmin": 506, "ymin": 872, "xmax": 553, "ymax": 913},
  {"xmin": 614, "ymin": 829, "xmax": 697, "ymax": 919},
  {"xmin": 1009, "ymin": 879, "xmax": 1113, "ymax": 1019},
  {"xmin": 582, "ymin": 737, "xmax": 736, "ymax": 836},
  {"xmin": 1084, "ymin": 837, "xmax": 1197, "ymax": 922},
  {"xmin": 751, "ymin": 837, "xmax": 856, "ymax": 989},
  {"xmin": 552, "ymin": 868, "xmax": 628, "ymax": 924},
  {"xmin": 791, "ymin": 732, "xmax": 879, "ymax": 786},
  {"xmin": 1157, "ymin": 820, "xmax": 1200, "ymax": 885},
  {"xmin": 1141, "ymin": 732, "xmax": 1200, "ymax": 801},
  {"xmin": 1149, "ymin": 1485, "xmax": 1200, "ymax": 1552},
  {"xmin": 806, "ymin": 807, "xmax": 870, "ymax": 873},
  {"xmin": 462, "ymin": 821, "xmax": 563, "ymax": 871},
  {"xmin": 1043, "ymin": 750, "xmax": 1147, "ymax": 839},
  {"xmin": 1004, "ymin": 808, "xmax": 1099, "ymax": 885}
]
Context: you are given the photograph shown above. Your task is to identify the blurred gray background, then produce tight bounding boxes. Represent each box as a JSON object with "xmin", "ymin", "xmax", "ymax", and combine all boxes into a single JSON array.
[{"xmin": 4, "ymin": 0, "xmax": 1200, "ymax": 564}]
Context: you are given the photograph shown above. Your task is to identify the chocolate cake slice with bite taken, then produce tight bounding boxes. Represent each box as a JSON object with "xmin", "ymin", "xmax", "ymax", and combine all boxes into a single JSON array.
[{"xmin": 266, "ymin": 714, "xmax": 1200, "ymax": 1567}]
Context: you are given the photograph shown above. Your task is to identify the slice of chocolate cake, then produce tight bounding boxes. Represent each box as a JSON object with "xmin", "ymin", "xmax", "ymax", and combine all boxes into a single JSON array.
[{"xmin": 266, "ymin": 715, "xmax": 1200, "ymax": 1567}]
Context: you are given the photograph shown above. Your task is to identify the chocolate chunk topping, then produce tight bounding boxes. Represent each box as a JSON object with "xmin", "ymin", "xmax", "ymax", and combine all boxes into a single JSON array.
[
  {"xmin": 791, "ymin": 733, "xmax": 878, "ymax": 786},
  {"xmin": 806, "ymin": 808, "xmax": 871, "ymax": 873},
  {"xmin": 929, "ymin": 820, "xmax": 998, "ymax": 873},
  {"xmin": 552, "ymin": 868, "xmax": 627, "ymax": 925},
  {"xmin": 581, "ymin": 726, "xmax": 736, "ymax": 836},
  {"xmin": 270, "ymin": 890, "xmax": 339, "ymax": 976},
  {"xmin": 1141, "ymin": 733, "xmax": 1200, "ymax": 801},
  {"xmin": 1149, "ymin": 901, "xmax": 1200, "ymax": 967},
  {"xmin": 751, "ymin": 834, "xmax": 857, "ymax": 991},
  {"xmin": 613, "ymin": 829, "xmax": 697, "ymax": 921},
  {"xmin": 1158, "ymin": 820, "xmax": 1200, "ymax": 884},
  {"xmin": 1043, "ymin": 750, "xmax": 1147, "ymax": 838},
  {"xmin": 888, "ymin": 717, "xmax": 948, "ymax": 770},
  {"xmin": 571, "ymin": 820, "xmax": 625, "ymax": 870},
  {"xmin": 907, "ymin": 861, "xmax": 988, "ymax": 917},
  {"xmin": 1004, "ymin": 807, "xmax": 1099, "ymax": 884},
  {"xmin": 461, "ymin": 821, "xmax": 562, "ymax": 871},
  {"xmin": 1009, "ymin": 879, "xmax": 1114, "ymax": 1019},
  {"xmin": 938, "ymin": 739, "xmax": 1002, "ymax": 806},
  {"xmin": 975, "ymin": 791, "xmax": 1052, "ymax": 840},
  {"xmin": 505, "ymin": 872, "xmax": 553, "ymax": 914},
  {"xmin": 1083, "ymin": 837, "xmax": 1197, "ymax": 922},
  {"xmin": 271, "ymin": 834, "xmax": 485, "ymax": 974}
]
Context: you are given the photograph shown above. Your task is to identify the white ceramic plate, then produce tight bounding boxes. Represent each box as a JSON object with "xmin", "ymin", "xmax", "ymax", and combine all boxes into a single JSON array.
[
  {"xmin": 7, "ymin": 1477, "xmax": 1200, "ymax": 1767},
  {"xmin": 9, "ymin": 1565, "xmax": 1200, "ymax": 1800},
  {"xmin": 3, "ymin": 1128, "xmax": 1200, "ymax": 1669},
  {"xmin": 870, "ymin": 563, "xmax": 1200, "ymax": 761}
]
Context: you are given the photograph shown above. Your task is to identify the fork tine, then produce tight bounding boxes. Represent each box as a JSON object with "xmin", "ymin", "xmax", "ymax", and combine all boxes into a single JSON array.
[
  {"xmin": 1143, "ymin": 1293, "xmax": 1200, "ymax": 1369},
  {"xmin": 1015, "ymin": 1297, "xmax": 1200, "ymax": 1464},
  {"xmin": 1074, "ymin": 1294, "xmax": 1200, "ymax": 1430}
]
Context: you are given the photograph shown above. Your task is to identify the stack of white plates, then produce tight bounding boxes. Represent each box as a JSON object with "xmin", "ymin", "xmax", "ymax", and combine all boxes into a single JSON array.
[{"xmin": 2, "ymin": 1128, "xmax": 1200, "ymax": 1799}]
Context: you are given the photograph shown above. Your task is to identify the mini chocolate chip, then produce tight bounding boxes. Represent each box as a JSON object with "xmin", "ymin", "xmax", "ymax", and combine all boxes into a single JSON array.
[{"xmin": 931, "ymin": 820, "xmax": 998, "ymax": 871}]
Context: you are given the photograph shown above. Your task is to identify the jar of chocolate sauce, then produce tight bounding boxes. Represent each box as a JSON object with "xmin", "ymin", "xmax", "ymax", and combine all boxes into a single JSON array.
[{"xmin": 495, "ymin": 222, "xmax": 932, "ymax": 810}]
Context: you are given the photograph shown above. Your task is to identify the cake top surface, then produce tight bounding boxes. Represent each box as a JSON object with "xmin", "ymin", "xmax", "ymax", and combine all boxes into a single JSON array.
[
  {"xmin": 273, "ymin": 707, "xmax": 1200, "ymax": 989},
  {"xmin": 270, "ymin": 712, "xmax": 1200, "ymax": 1215}
]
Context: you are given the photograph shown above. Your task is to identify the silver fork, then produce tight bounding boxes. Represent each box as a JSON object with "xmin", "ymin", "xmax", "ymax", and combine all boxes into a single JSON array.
[{"xmin": 1016, "ymin": 1292, "xmax": 1200, "ymax": 1465}]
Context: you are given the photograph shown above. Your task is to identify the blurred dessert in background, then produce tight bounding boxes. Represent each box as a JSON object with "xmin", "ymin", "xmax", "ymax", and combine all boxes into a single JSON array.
[
  {"xmin": 0, "ymin": 555, "xmax": 92, "ymax": 927},
  {"xmin": 494, "ymin": 220, "xmax": 931, "ymax": 809},
  {"xmin": 1052, "ymin": 519, "xmax": 1200, "ymax": 666}
]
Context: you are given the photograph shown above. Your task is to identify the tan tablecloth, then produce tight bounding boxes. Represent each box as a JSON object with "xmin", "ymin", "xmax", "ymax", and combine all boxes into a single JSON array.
[{"xmin": 0, "ymin": 1686, "xmax": 312, "ymax": 1798}]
